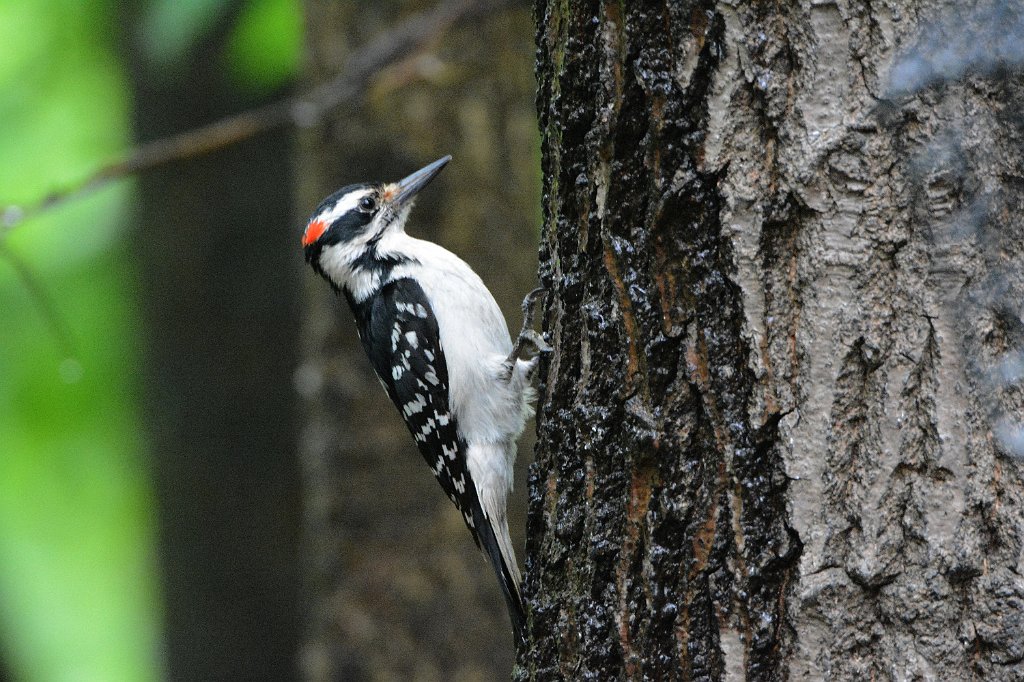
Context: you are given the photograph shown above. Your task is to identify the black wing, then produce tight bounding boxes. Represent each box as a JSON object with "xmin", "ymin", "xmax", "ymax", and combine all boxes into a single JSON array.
[
  {"xmin": 347, "ymin": 278, "xmax": 479, "ymax": 531},
  {"xmin": 346, "ymin": 278, "xmax": 527, "ymax": 643}
]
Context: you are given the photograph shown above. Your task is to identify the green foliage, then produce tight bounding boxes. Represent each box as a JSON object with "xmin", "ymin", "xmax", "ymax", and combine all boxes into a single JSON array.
[
  {"xmin": 140, "ymin": 0, "xmax": 301, "ymax": 93},
  {"xmin": 0, "ymin": 251, "xmax": 160, "ymax": 682},
  {"xmin": 0, "ymin": 0, "xmax": 303, "ymax": 676},
  {"xmin": 0, "ymin": 0, "xmax": 161, "ymax": 680},
  {"xmin": 227, "ymin": 0, "xmax": 302, "ymax": 93}
]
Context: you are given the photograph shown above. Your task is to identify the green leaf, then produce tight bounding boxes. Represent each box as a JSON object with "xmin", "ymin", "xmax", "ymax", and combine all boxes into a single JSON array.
[{"xmin": 225, "ymin": 0, "xmax": 301, "ymax": 94}]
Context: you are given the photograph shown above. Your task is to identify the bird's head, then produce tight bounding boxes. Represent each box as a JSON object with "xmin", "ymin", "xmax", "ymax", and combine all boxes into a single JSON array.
[{"xmin": 302, "ymin": 155, "xmax": 451, "ymax": 294}]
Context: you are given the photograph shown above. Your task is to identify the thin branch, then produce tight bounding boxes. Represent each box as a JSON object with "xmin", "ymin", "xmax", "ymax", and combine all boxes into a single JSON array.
[
  {"xmin": 0, "ymin": 242, "xmax": 76, "ymax": 358},
  {"xmin": 1, "ymin": 0, "xmax": 503, "ymax": 234}
]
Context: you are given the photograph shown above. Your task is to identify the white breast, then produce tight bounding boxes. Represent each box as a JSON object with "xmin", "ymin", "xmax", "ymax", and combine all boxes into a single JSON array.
[{"xmin": 384, "ymin": 234, "xmax": 523, "ymax": 446}]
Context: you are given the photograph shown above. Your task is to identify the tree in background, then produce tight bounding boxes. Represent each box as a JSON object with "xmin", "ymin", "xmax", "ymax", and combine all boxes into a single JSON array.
[
  {"xmin": 523, "ymin": 1, "xmax": 1024, "ymax": 679},
  {"xmin": 1, "ymin": 1, "xmax": 306, "ymax": 679},
  {"xmin": 120, "ymin": 0, "xmax": 303, "ymax": 678}
]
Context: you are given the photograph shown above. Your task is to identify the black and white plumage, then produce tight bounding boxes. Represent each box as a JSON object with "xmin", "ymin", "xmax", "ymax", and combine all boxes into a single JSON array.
[{"xmin": 302, "ymin": 156, "xmax": 538, "ymax": 644}]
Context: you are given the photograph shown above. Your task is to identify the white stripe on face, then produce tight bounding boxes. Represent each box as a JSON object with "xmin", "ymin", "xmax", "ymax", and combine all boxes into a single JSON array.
[{"xmin": 315, "ymin": 187, "xmax": 375, "ymax": 225}]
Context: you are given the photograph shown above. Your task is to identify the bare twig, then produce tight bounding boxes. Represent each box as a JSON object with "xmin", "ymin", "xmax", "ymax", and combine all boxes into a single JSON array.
[
  {"xmin": 1, "ymin": 0, "xmax": 502, "ymax": 234},
  {"xmin": 0, "ymin": 242, "xmax": 76, "ymax": 357}
]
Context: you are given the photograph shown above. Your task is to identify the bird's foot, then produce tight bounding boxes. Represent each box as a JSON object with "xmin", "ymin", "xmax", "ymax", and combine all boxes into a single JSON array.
[{"xmin": 503, "ymin": 288, "xmax": 551, "ymax": 380}]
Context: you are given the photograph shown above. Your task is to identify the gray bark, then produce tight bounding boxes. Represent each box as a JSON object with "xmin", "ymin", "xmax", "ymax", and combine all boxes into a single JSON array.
[
  {"xmin": 523, "ymin": 1, "xmax": 1024, "ymax": 679},
  {"xmin": 297, "ymin": 2, "xmax": 538, "ymax": 679}
]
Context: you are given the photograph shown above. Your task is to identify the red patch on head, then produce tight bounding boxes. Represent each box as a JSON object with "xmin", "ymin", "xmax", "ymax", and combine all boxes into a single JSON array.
[{"xmin": 302, "ymin": 219, "xmax": 327, "ymax": 247}]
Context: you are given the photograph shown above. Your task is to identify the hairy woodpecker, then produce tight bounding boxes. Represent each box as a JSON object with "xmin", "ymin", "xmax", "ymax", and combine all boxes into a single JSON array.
[{"xmin": 302, "ymin": 156, "xmax": 548, "ymax": 645}]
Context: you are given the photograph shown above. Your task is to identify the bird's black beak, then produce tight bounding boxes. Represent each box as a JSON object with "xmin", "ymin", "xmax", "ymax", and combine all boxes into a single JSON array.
[{"xmin": 390, "ymin": 155, "xmax": 451, "ymax": 208}]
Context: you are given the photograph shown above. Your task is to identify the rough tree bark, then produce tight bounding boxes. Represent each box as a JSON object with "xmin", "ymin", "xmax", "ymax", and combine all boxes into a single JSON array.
[{"xmin": 522, "ymin": 1, "xmax": 1024, "ymax": 680}]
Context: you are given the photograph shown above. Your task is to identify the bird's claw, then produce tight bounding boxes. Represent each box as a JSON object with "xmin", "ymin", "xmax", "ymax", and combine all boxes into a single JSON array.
[{"xmin": 503, "ymin": 288, "xmax": 551, "ymax": 376}]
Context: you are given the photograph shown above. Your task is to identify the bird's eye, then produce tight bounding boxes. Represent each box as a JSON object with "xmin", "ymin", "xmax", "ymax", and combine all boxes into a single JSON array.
[{"xmin": 358, "ymin": 196, "xmax": 377, "ymax": 213}]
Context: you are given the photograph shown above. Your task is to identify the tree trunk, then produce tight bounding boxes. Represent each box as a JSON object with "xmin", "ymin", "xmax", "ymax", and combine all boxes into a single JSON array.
[
  {"xmin": 523, "ymin": 1, "xmax": 1024, "ymax": 679},
  {"xmin": 297, "ymin": 2, "xmax": 538, "ymax": 679},
  {"xmin": 121, "ymin": 5, "xmax": 302, "ymax": 678}
]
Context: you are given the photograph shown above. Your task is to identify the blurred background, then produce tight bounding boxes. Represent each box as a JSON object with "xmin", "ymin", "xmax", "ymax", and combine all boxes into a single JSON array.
[{"xmin": 0, "ymin": 0, "xmax": 537, "ymax": 679}]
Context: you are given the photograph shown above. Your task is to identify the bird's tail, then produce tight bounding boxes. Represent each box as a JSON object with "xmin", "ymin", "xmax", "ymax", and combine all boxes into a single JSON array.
[{"xmin": 472, "ymin": 504, "xmax": 527, "ymax": 646}]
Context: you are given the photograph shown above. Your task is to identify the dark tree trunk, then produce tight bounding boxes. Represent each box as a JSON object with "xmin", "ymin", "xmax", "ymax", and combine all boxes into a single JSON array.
[
  {"xmin": 121, "ymin": 6, "xmax": 302, "ymax": 679},
  {"xmin": 523, "ymin": 1, "xmax": 1024, "ymax": 679},
  {"xmin": 297, "ymin": 2, "xmax": 539, "ymax": 679}
]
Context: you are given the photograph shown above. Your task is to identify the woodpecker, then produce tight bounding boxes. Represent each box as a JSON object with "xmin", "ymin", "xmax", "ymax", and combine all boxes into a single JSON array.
[{"xmin": 302, "ymin": 156, "xmax": 548, "ymax": 645}]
